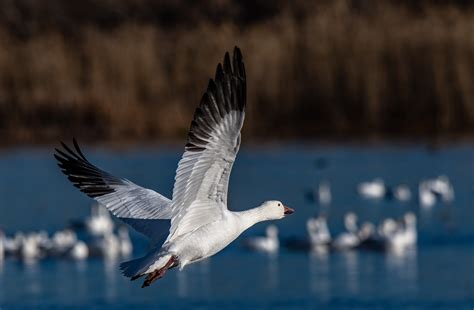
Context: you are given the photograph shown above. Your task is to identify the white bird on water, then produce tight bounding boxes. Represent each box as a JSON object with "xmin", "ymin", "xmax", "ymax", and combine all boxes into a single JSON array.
[
  {"xmin": 318, "ymin": 181, "xmax": 332, "ymax": 205},
  {"xmin": 69, "ymin": 241, "xmax": 89, "ymax": 260},
  {"xmin": 358, "ymin": 178, "xmax": 386, "ymax": 199},
  {"xmin": 87, "ymin": 203, "xmax": 115, "ymax": 237},
  {"xmin": 51, "ymin": 229, "xmax": 77, "ymax": 255},
  {"xmin": 333, "ymin": 213, "xmax": 360, "ymax": 250},
  {"xmin": 429, "ymin": 175, "xmax": 455, "ymax": 203},
  {"xmin": 307, "ymin": 216, "xmax": 331, "ymax": 247},
  {"xmin": 243, "ymin": 225, "xmax": 279, "ymax": 254},
  {"xmin": 419, "ymin": 181, "xmax": 436, "ymax": 208},
  {"xmin": 393, "ymin": 184, "xmax": 412, "ymax": 202},
  {"xmin": 386, "ymin": 212, "xmax": 417, "ymax": 251},
  {"xmin": 118, "ymin": 226, "xmax": 133, "ymax": 257},
  {"xmin": 54, "ymin": 47, "xmax": 294, "ymax": 288},
  {"xmin": 20, "ymin": 234, "xmax": 42, "ymax": 262}
]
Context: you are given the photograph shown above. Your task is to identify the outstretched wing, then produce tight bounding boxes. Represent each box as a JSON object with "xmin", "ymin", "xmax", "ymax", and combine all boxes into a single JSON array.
[
  {"xmin": 167, "ymin": 47, "xmax": 246, "ymax": 241},
  {"xmin": 54, "ymin": 139, "xmax": 172, "ymax": 240}
]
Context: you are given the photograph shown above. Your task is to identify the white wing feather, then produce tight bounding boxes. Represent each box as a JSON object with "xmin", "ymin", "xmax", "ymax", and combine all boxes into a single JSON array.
[
  {"xmin": 55, "ymin": 140, "xmax": 172, "ymax": 241},
  {"xmin": 167, "ymin": 48, "xmax": 246, "ymax": 241}
]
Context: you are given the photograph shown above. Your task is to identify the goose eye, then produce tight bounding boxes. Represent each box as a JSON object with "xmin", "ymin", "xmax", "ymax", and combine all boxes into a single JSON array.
[{"xmin": 278, "ymin": 203, "xmax": 281, "ymax": 206}]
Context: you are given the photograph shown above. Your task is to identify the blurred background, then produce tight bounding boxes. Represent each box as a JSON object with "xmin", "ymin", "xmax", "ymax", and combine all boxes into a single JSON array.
[
  {"xmin": 0, "ymin": 0, "xmax": 473, "ymax": 309},
  {"xmin": 1, "ymin": 0, "xmax": 474, "ymax": 144}
]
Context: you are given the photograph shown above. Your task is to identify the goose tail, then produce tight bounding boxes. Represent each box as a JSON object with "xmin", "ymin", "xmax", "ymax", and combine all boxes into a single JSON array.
[{"xmin": 120, "ymin": 248, "xmax": 171, "ymax": 280}]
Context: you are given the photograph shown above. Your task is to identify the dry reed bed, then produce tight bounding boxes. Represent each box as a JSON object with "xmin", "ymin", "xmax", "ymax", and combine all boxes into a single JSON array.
[{"xmin": 0, "ymin": 2, "xmax": 473, "ymax": 143}]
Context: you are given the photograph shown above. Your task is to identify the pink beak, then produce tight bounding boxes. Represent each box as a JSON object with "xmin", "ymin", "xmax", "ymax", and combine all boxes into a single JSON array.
[{"xmin": 284, "ymin": 205, "xmax": 295, "ymax": 216}]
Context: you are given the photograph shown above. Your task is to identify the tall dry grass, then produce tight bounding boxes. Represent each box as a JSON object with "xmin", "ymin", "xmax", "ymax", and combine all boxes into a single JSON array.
[{"xmin": 0, "ymin": 0, "xmax": 473, "ymax": 144}]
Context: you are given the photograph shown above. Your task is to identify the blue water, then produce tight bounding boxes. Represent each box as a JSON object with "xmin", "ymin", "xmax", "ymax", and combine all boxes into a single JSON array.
[{"xmin": 0, "ymin": 143, "xmax": 473, "ymax": 309}]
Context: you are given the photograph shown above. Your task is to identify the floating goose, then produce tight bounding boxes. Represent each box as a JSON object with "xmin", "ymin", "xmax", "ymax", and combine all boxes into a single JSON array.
[
  {"xmin": 358, "ymin": 222, "xmax": 376, "ymax": 243},
  {"xmin": 100, "ymin": 233, "xmax": 121, "ymax": 259},
  {"xmin": 55, "ymin": 47, "xmax": 293, "ymax": 288},
  {"xmin": 243, "ymin": 225, "xmax": 279, "ymax": 254},
  {"xmin": 333, "ymin": 213, "xmax": 360, "ymax": 250},
  {"xmin": 20, "ymin": 234, "xmax": 42, "ymax": 262},
  {"xmin": 307, "ymin": 216, "xmax": 331, "ymax": 247},
  {"xmin": 401, "ymin": 212, "xmax": 417, "ymax": 247},
  {"xmin": 69, "ymin": 241, "xmax": 89, "ymax": 260},
  {"xmin": 358, "ymin": 179, "xmax": 386, "ymax": 199},
  {"xmin": 429, "ymin": 175, "xmax": 455, "ymax": 203},
  {"xmin": 359, "ymin": 214, "xmax": 417, "ymax": 252},
  {"xmin": 118, "ymin": 226, "xmax": 133, "ymax": 257},
  {"xmin": 393, "ymin": 184, "xmax": 412, "ymax": 202},
  {"xmin": 318, "ymin": 182, "xmax": 332, "ymax": 205},
  {"xmin": 86, "ymin": 203, "xmax": 115, "ymax": 237},
  {"xmin": 51, "ymin": 229, "xmax": 77, "ymax": 256},
  {"xmin": 387, "ymin": 213, "xmax": 417, "ymax": 251},
  {"xmin": 419, "ymin": 181, "xmax": 436, "ymax": 208},
  {"xmin": 303, "ymin": 181, "xmax": 331, "ymax": 206},
  {"xmin": 378, "ymin": 218, "xmax": 398, "ymax": 239},
  {"xmin": 4, "ymin": 232, "xmax": 24, "ymax": 256}
]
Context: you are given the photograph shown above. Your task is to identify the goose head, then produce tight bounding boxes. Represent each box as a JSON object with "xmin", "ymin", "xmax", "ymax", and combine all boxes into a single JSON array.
[{"xmin": 259, "ymin": 200, "xmax": 294, "ymax": 220}]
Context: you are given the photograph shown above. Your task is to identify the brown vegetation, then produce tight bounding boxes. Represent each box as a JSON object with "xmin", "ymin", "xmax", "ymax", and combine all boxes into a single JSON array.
[{"xmin": 0, "ymin": 0, "xmax": 473, "ymax": 144}]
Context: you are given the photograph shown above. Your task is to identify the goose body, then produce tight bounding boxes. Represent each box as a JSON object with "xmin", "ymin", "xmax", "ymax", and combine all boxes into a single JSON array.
[{"xmin": 55, "ymin": 47, "xmax": 293, "ymax": 287}]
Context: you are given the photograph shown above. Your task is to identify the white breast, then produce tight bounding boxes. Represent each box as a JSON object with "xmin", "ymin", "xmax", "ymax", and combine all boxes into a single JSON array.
[{"xmin": 169, "ymin": 211, "xmax": 243, "ymax": 267}]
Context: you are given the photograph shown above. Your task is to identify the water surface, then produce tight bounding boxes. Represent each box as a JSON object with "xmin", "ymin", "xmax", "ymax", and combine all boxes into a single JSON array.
[{"xmin": 0, "ymin": 144, "xmax": 473, "ymax": 309}]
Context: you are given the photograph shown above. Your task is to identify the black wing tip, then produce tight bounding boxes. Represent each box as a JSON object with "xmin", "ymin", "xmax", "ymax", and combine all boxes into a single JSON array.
[
  {"xmin": 211, "ymin": 47, "xmax": 245, "ymax": 83},
  {"xmin": 54, "ymin": 139, "xmax": 117, "ymax": 198},
  {"xmin": 215, "ymin": 63, "xmax": 223, "ymax": 78},
  {"xmin": 56, "ymin": 139, "xmax": 84, "ymax": 161},
  {"xmin": 224, "ymin": 51, "xmax": 231, "ymax": 66},
  {"xmin": 204, "ymin": 47, "xmax": 246, "ymax": 113},
  {"xmin": 233, "ymin": 46, "xmax": 242, "ymax": 63},
  {"xmin": 185, "ymin": 47, "xmax": 246, "ymax": 151},
  {"xmin": 232, "ymin": 46, "xmax": 245, "ymax": 81}
]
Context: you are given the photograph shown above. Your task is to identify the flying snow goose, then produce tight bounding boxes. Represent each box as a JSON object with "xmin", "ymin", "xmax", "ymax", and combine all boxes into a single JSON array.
[{"xmin": 55, "ymin": 47, "xmax": 294, "ymax": 288}]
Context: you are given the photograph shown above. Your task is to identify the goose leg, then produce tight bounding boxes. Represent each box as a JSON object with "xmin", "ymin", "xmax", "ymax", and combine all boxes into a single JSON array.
[{"xmin": 142, "ymin": 255, "xmax": 178, "ymax": 288}]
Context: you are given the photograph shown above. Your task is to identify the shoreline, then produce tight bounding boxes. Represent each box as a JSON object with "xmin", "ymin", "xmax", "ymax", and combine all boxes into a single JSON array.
[{"xmin": 1, "ymin": 134, "xmax": 472, "ymax": 151}]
